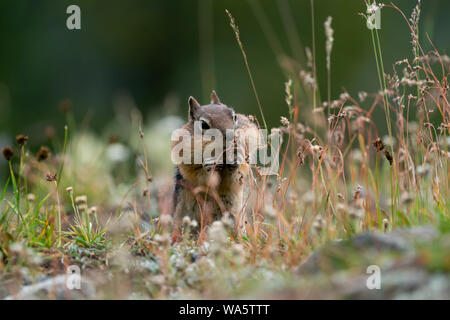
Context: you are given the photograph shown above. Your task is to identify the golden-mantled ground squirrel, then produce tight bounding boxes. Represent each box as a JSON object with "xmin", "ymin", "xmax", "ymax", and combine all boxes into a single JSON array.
[{"xmin": 172, "ymin": 91, "xmax": 258, "ymax": 233}]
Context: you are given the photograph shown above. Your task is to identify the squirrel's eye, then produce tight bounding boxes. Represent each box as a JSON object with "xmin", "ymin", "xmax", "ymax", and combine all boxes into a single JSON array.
[{"xmin": 201, "ymin": 120, "xmax": 210, "ymax": 130}]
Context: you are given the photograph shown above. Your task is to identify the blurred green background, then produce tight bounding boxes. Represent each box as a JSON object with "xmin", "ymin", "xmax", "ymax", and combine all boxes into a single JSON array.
[{"xmin": 0, "ymin": 0, "xmax": 448, "ymax": 145}]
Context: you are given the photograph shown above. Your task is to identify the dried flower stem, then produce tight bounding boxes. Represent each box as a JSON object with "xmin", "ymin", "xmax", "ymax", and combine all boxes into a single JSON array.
[{"xmin": 226, "ymin": 9, "xmax": 267, "ymax": 130}]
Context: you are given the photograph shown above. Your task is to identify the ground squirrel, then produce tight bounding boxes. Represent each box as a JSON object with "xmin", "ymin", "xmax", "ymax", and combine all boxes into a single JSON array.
[{"xmin": 172, "ymin": 91, "xmax": 258, "ymax": 233}]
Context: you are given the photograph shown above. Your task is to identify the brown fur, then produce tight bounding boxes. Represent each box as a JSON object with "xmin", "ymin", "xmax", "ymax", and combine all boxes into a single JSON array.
[{"xmin": 172, "ymin": 91, "xmax": 258, "ymax": 232}]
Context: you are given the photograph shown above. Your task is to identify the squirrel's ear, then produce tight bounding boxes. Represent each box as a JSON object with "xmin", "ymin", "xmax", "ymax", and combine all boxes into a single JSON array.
[
  {"xmin": 210, "ymin": 90, "xmax": 221, "ymax": 104},
  {"xmin": 188, "ymin": 96, "xmax": 200, "ymax": 120}
]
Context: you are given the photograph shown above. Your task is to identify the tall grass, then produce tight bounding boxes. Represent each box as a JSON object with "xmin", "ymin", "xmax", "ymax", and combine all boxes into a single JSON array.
[{"xmin": 0, "ymin": 0, "xmax": 448, "ymax": 299}]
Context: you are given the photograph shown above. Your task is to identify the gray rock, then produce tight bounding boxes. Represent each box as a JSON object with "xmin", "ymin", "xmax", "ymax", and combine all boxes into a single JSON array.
[
  {"xmin": 297, "ymin": 226, "xmax": 438, "ymax": 275},
  {"xmin": 4, "ymin": 275, "xmax": 96, "ymax": 300},
  {"xmin": 293, "ymin": 225, "xmax": 450, "ymax": 299},
  {"xmin": 394, "ymin": 274, "xmax": 450, "ymax": 300},
  {"xmin": 340, "ymin": 268, "xmax": 429, "ymax": 299}
]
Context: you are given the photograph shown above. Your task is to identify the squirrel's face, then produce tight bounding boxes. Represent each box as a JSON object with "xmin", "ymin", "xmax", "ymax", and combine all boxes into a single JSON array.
[
  {"xmin": 177, "ymin": 91, "xmax": 242, "ymax": 168},
  {"xmin": 173, "ymin": 91, "xmax": 253, "ymax": 176},
  {"xmin": 188, "ymin": 91, "xmax": 237, "ymax": 136}
]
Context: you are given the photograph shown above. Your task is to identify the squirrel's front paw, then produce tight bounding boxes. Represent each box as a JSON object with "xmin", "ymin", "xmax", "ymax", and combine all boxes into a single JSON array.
[{"xmin": 203, "ymin": 157, "xmax": 224, "ymax": 172}]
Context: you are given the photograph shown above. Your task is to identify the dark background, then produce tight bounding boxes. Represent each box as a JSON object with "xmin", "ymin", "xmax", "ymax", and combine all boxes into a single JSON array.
[{"xmin": 0, "ymin": 0, "xmax": 448, "ymax": 142}]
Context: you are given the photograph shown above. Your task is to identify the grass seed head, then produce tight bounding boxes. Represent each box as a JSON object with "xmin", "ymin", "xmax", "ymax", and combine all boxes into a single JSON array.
[
  {"xmin": 75, "ymin": 195, "xmax": 87, "ymax": 205},
  {"xmin": 324, "ymin": 16, "xmax": 334, "ymax": 71},
  {"xmin": 358, "ymin": 91, "xmax": 368, "ymax": 102},
  {"xmin": 382, "ymin": 218, "xmax": 390, "ymax": 233},
  {"xmin": 353, "ymin": 185, "xmax": 365, "ymax": 201},
  {"xmin": 190, "ymin": 219, "xmax": 198, "ymax": 229},
  {"xmin": 373, "ymin": 137, "xmax": 385, "ymax": 152},
  {"xmin": 384, "ymin": 150, "xmax": 393, "ymax": 166},
  {"xmin": 37, "ymin": 146, "xmax": 50, "ymax": 162},
  {"xmin": 280, "ymin": 116, "xmax": 290, "ymax": 127},
  {"xmin": 182, "ymin": 216, "xmax": 192, "ymax": 227},
  {"xmin": 88, "ymin": 206, "xmax": 97, "ymax": 215},
  {"xmin": 15, "ymin": 134, "xmax": 29, "ymax": 146},
  {"xmin": 45, "ymin": 173, "xmax": 57, "ymax": 182},
  {"xmin": 77, "ymin": 204, "xmax": 88, "ymax": 212},
  {"xmin": 2, "ymin": 147, "xmax": 14, "ymax": 161}
]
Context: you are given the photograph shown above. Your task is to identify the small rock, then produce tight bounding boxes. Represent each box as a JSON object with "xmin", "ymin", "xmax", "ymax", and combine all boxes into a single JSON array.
[
  {"xmin": 4, "ymin": 275, "xmax": 95, "ymax": 300},
  {"xmin": 297, "ymin": 226, "xmax": 438, "ymax": 275}
]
